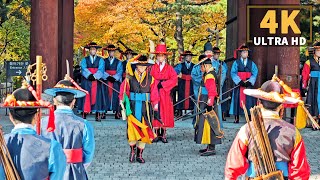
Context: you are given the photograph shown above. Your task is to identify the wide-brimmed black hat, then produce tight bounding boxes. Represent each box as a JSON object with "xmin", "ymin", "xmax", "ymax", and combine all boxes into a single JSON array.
[
  {"xmin": 84, "ymin": 42, "xmax": 102, "ymax": 50},
  {"xmin": 131, "ymin": 55, "xmax": 154, "ymax": 66},
  {"xmin": 181, "ymin": 50, "xmax": 197, "ymax": 56},
  {"xmin": 313, "ymin": 41, "xmax": 320, "ymax": 50},
  {"xmin": 45, "ymin": 79, "xmax": 86, "ymax": 98},
  {"xmin": 123, "ymin": 48, "xmax": 138, "ymax": 55},
  {"xmin": 104, "ymin": 44, "xmax": 118, "ymax": 51},
  {"xmin": 212, "ymin": 47, "xmax": 222, "ymax": 53}
]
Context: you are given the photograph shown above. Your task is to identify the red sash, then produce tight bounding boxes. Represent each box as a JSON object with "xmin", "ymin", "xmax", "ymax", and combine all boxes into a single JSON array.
[
  {"xmin": 181, "ymin": 74, "xmax": 192, "ymax": 109},
  {"xmin": 238, "ymin": 72, "xmax": 251, "ymax": 108},
  {"xmin": 106, "ymin": 70, "xmax": 117, "ymax": 98},
  {"xmin": 84, "ymin": 68, "xmax": 98, "ymax": 112},
  {"xmin": 63, "ymin": 148, "xmax": 83, "ymax": 163}
]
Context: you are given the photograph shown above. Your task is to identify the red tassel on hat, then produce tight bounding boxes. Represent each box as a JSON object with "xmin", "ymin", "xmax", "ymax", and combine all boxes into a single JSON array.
[
  {"xmin": 233, "ymin": 49, "xmax": 238, "ymax": 59},
  {"xmin": 102, "ymin": 48, "xmax": 105, "ymax": 56},
  {"xmin": 179, "ymin": 55, "xmax": 182, "ymax": 62},
  {"xmin": 83, "ymin": 48, "xmax": 86, "ymax": 56},
  {"xmin": 46, "ymin": 106, "xmax": 55, "ymax": 132},
  {"xmin": 120, "ymin": 53, "xmax": 123, "ymax": 60}
]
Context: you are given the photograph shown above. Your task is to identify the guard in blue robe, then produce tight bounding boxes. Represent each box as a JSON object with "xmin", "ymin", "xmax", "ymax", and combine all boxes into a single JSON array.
[
  {"xmin": 102, "ymin": 44, "xmax": 123, "ymax": 119},
  {"xmin": 174, "ymin": 51, "xmax": 196, "ymax": 116},
  {"xmin": 77, "ymin": 42, "xmax": 107, "ymax": 121},
  {"xmin": 0, "ymin": 87, "xmax": 66, "ymax": 180},
  {"xmin": 43, "ymin": 79, "xmax": 95, "ymax": 180},
  {"xmin": 122, "ymin": 49, "xmax": 138, "ymax": 81},
  {"xmin": 229, "ymin": 45, "xmax": 258, "ymax": 123}
]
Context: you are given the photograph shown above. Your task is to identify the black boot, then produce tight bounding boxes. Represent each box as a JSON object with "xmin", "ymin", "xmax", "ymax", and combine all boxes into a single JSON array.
[
  {"xmin": 199, "ymin": 145, "xmax": 209, "ymax": 153},
  {"xmin": 200, "ymin": 144, "xmax": 216, "ymax": 156},
  {"xmin": 152, "ymin": 129, "xmax": 160, "ymax": 143},
  {"xmin": 115, "ymin": 111, "xmax": 121, "ymax": 119},
  {"xmin": 222, "ymin": 112, "xmax": 226, "ymax": 121},
  {"xmin": 136, "ymin": 147, "xmax": 145, "ymax": 163},
  {"xmin": 160, "ymin": 128, "xmax": 168, "ymax": 143},
  {"xmin": 234, "ymin": 115, "xmax": 239, "ymax": 123},
  {"xmin": 129, "ymin": 145, "xmax": 136, "ymax": 163},
  {"xmin": 101, "ymin": 113, "xmax": 106, "ymax": 119},
  {"xmin": 82, "ymin": 112, "xmax": 87, "ymax": 119},
  {"xmin": 95, "ymin": 113, "xmax": 101, "ymax": 122}
]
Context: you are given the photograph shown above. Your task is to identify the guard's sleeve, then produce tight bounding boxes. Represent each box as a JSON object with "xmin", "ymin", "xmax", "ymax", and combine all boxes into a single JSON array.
[
  {"xmin": 204, "ymin": 74, "xmax": 218, "ymax": 99},
  {"xmin": 81, "ymin": 58, "xmax": 92, "ymax": 79},
  {"xmin": 150, "ymin": 77, "xmax": 160, "ymax": 106},
  {"xmin": 301, "ymin": 60, "xmax": 310, "ymax": 88},
  {"xmin": 174, "ymin": 63, "xmax": 182, "ymax": 75},
  {"xmin": 48, "ymin": 140, "xmax": 67, "ymax": 180},
  {"xmin": 248, "ymin": 61, "xmax": 258, "ymax": 86},
  {"xmin": 230, "ymin": 61, "xmax": 241, "ymax": 85},
  {"xmin": 288, "ymin": 129, "xmax": 310, "ymax": 180},
  {"xmin": 119, "ymin": 79, "xmax": 130, "ymax": 101},
  {"xmin": 93, "ymin": 58, "xmax": 105, "ymax": 79},
  {"xmin": 0, "ymin": 162, "xmax": 5, "ymax": 180},
  {"xmin": 83, "ymin": 120, "xmax": 95, "ymax": 166},
  {"xmin": 191, "ymin": 65, "xmax": 203, "ymax": 85},
  {"xmin": 225, "ymin": 125, "xmax": 249, "ymax": 180},
  {"xmin": 221, "ymin": 62, "xmax": 228, "ymax": 85},
  {"xmin": 113, "ymin": 61, "xmax": 123, "ymax": 82},
  {"xmin": 161, "ymin": 65, "xmax": 178, "ymax": 92}
]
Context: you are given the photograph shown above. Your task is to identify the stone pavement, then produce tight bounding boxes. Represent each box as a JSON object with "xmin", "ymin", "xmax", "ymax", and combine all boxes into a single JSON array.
[{"xmin": 0, "ymin": 109, "xmax": 319, "ymax": 180}]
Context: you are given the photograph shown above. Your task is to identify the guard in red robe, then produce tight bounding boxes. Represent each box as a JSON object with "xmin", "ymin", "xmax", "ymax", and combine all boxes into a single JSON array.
[
  {"xmin": 225, "ymin": 80, "xmax": 310, "ymax": 180},
  {"xmin": 150, "ymin": 43, "xmax": 178, "ymax": 143},
  {"xmin": 302, "ymin": 41, "xmax": 320, "ymax": 127}
]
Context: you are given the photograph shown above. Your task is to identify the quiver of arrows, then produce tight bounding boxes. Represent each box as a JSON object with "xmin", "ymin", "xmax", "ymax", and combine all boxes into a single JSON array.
[
  {"xmin": 242, "ymin": 102, "xmax": 284, "ymax": 180},
  {"xmin": 0, "ymin": 129, "xmax": 20, "ymax": 180}
]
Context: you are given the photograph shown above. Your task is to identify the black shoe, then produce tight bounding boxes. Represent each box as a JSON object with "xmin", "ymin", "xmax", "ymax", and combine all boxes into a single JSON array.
[
  {"xmin": 101, "ymin": 113, "xmax": 106, "ymax": 119},
  {"xmin": 152, "ymin": 137, "xmax": 159, "ymax": 143},
  {"xmin": 199, "ymin": 146, "xmax": 208, "ymax": 153},
  {"xmin": 200, "ymin": 149, "xmax": 216, "ymax": 156},
  {"xmin": 160, "ymin": 137, "xmax": 168, "ymax": 143},
  {"xmin": 115, "ymin": 112, "xmax": 121, "ymax": 119},
  {"xmin": 129, "ymin": 145, "xmax": 136, "ymax": 163},
  {"xmin": 95, "ymin": 113, "xmax": 101, "ymax": 122},
  {"xmin": 234, "ymin": 115, "xmax": 239, "ymax": 123},
  {"xmin": 222, "ymin": 113, "xmax": 226, "ymax": 121},
  {"xmin": 82, "ymin": 112, "xmax": 87, "ymax": 119},
  {"xmin": 136, "ymin": 147, "xmax": 145, "ymax": 163},
  {"xmin": 200, "ymin": 145, "xmax": 216, "ymax": 156}
]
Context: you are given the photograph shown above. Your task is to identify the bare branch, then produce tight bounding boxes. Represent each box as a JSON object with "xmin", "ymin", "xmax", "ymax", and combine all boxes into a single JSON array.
[{"xmin": 189, "ymin": 0, "xmax": 216, "ymax": 6}]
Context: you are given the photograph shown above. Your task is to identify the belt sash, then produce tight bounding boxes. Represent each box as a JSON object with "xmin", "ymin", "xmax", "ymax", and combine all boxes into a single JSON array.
[
  {"xmin": 129, "ymin": 92, "xmax": 150, "ymax": 122},
  {"xmin": 63, "ymin": 148, "xmax": 83, "ymax": 163},
  {"xmin": 310, "ymin": 71, "xmax": 320, "ymax": 113},
  {"xmin": 84, "ymin": 68, "xmax": 98, "ymax": 112},
  {"xmin": 181, "ymin": 74, "xmax": 192, "ymax": 109},
  {"xmin": 247, "ymin": 161, "xmax": 288, "ymax": 177},
  {"xmin": 106, "ymin": 70, "xmax": 117, "ymax": 98},
  {"xmin": 238, "ymin": 72, "xmax": 251, "ymax": 108}
]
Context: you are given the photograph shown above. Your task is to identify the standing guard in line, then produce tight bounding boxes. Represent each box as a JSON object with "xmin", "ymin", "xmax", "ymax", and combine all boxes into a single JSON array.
[
  {"xmin": 77, "ymin": 42, "xmax": 106, "ymax": 121},
  {"xmin": 302, "ymin": 41, "xmax": 320, "ymax": 129},
  {"xmin": 174, "ymin": 51, "xmax": 196, "ymax": 116},
  {"xmin": 122, "ymin": 49, "xmax": 138, "ymax": 81},
  {"xmin": 102, "ymin": 44, "xmax": 123, "ymax": 119},
  {"xmin": 229, "ymin": 45, "xmax": 258, "ymax": 123}
]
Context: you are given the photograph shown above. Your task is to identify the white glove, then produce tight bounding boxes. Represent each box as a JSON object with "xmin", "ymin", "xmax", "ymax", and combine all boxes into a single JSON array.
[{"xmin": 153, "ymin": 104, "xmax": 158, "ymax": 111}]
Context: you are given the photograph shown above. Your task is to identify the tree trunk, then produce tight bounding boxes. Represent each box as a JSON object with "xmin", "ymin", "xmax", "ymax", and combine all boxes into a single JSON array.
[{"xmin": 175, "ymin": 11, "xmax": 184, "ymax": 54}]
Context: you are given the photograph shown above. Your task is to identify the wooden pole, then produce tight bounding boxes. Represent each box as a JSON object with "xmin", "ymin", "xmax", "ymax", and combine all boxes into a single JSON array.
[{"xmin": 36, "ymin": 56, "xmax": 42, "ymax": 135}]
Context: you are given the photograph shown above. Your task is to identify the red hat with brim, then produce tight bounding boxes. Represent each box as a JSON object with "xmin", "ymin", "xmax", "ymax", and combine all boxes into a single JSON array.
[{"xmin": 151, "ymin": 44, "xmax": 172, "ymax": 55}]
